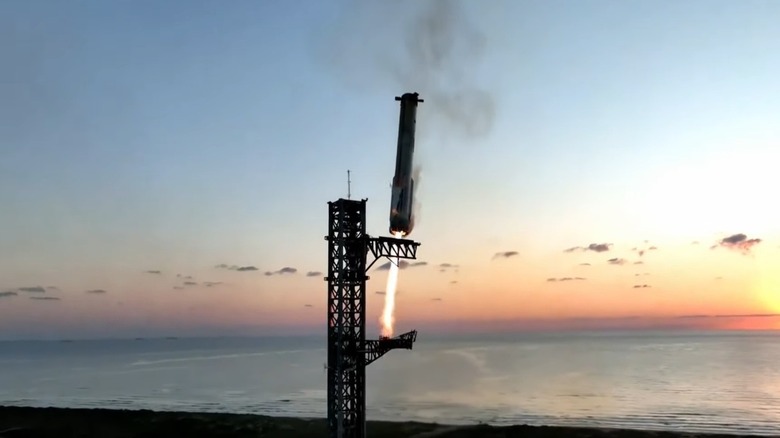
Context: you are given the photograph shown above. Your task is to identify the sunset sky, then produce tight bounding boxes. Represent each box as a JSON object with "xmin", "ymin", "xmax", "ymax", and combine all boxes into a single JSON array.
[{"xmin": 2, "ymin": 0, "xmax": 779, "ymax": 340}]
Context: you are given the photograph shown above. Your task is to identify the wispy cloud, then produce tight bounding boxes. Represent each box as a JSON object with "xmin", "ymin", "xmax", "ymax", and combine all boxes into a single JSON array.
[
  {"xmin": 215, "ymin": 264, "xmax": 259, "ymax": 272},
  {"xmin": 375, "ymin": 291, "xmax": 386, "ymax": 295},
  {"xmin": 18, "ymin": 286, "xmax": 46, "ymax": 293},
  {"xmin": 677, "ymin": 313, "xmax": 780, "ymax": 319},
  {"xmin": 633, "ymin": 284, "xmax": 651, "ymax": 288},
  {"xmin": 304, "ymin": 304, "xmax": 314, "ymax": 308},
  {"xmin": 30, "ymin": 296, "xmax": 60, "ymax": 301},
  {"xmin": 438, "ymin": 262, "xmax": 459, "ymax": 273},
  {"xmin": 633, "ymin": 261, "xmax": 644, "ymax": 265},
  {"xmin": 376, "ymin": 260, "xmax": 429, "ymax": 271},
  {"xmin": 450, "ymin": 280, "xmax": 458, "ymax": 285},
  {"xmin": 713, "ymin": 233, "xmax": 762, "ymax": 254},
  {"xmin": 46, "ymin": 286, "xmax": 59, "ymax": 291},
  {"xmin": 144, "ymin": 270, "xmax": 162, "ymax": 275},
  {"xmin": 85, "ymin": 289, "xmax": 107, "ymax": 294},
  {"xmin": 173, "ymin": 286, "xmax": 185, "ymax": 290},
  {"xmin": 306, "ymin": 271, "xmax": 323, "ymax": 277},
  {"xmin": 493, "ymin": 251, "xmax": 518, "ymax": 259},
  {"xmin": 264, "ymin": 267, "xmax": 297, "ymax": 276},
  {"xmin": 0, "ymin": 291, "xmax": 18, "ymax": 298},
  {"xmin": 431, "ymin": 297, "xmax": 443, "ymax": 302},
  {"xmin": 579, "ymin": 263, "xmax": 591, "ymax": 266},
  {"xmin": 631, "ymin": 245, "xmax": 658, "ymax": 257},
  {"xmin": 183, "ymin": 281, "xmax": 198, "ymax": 286},
  {"xmin": 564, "ymin": 243, "xmax": 611, "ymax": 253},
  {"xmin": 547, "ymin": 277, "xmax": 587, "ymax": 282},
  {"xmin": 607, "ymin": 258, "xmax": 627, "ymax": 265},
  {"xmin": 203, "ymin": 281, "xmax": 222, "ymax": 287}
]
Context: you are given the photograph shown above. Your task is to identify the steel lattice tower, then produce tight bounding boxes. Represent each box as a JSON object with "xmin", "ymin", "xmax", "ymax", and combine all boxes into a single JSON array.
[{"xmin": 325, "ymin": 198, "xmax": 419, "ymax": 438}]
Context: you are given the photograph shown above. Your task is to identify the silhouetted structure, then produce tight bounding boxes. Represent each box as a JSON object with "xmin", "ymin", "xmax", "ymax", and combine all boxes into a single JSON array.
[{"xmin": 325, "ymin": 198, "xmax": 420, "ymax": 438}]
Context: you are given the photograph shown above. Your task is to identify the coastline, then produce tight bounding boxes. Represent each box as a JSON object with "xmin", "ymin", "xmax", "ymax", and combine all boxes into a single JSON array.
[{"xmin": 0, "ymin": 406, "xmax": 771, "ymax": 438}]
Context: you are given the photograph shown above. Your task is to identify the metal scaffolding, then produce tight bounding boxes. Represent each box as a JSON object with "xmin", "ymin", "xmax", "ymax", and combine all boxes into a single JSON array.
[{"xmin": 325, "ymin": 198, "xmax": 420, "ymax": 438}]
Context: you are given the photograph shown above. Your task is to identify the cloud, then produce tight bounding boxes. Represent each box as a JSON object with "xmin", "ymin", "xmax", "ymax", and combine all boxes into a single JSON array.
[
  {"xmin": 216, "ymin": 264, "xmax": 259, "ymax": 272},
  {"xmin": 715, "ymin": 233, "xmax": 762, "ymax": 254},
  {"xmin": 46, "ymin": 286, "xmax": 59, "ymax": 291},
  {"xmin": 633, "ymin": 261, "xmax": 644, "ymax": 265},
  {"xmin": 203, "ymin": 281, "xmax": 222, "ymax": 287},
  {"xmin": 304, "ymin": 304, "xmax": 314, "ymax": 308},
  {"xmin": 306, "ymin": 271, "xmax": 323, "ymax": 277},
  {"xmin": 85, "ymin": 289, "xmax": 107, "ymax": 294},
  {"xmin": 375, "ymin": 260, "xmax": 428, "ymax": 271},
  {"xmin": 30, "ymin": 296, "xmax": 60, "ymax": 301},
  {"xmin": 183, "ymin": 281, "xmax": 198, "ymax": 286},
  {"xmin": 715, "ymin": 276, "xmax": 723, "ymax": 280},
  {"xmin": 144, "ymin": 270, "xmax": 162, "ymax": 275},
  {"xmin": 450, "ymin": 280, "xmax": 458, "ymax": 285},
  {"xmin": 607, "ymin": 258, "xmax": 627, "ymax": 265},
  {"xmin": 579, "ymin": 263, "xmax": 591, "ymax": 266},
  {"xmin": 0, "ymin": 291, "xmax": 18, "ymax": 298},
  {"xmin": 677, "ymin": 313, "xmax": 780, "ymax": 319},
  {"xmin": 565, "ymin": 243, "xmax": 612, "ymax": 253},
  {"xmin": 375, "ymin": 291, "xmax": 386, "ymax": 295},
  {"xmin": 493, "ymin": 251, "xmax": 518, "ymax": 259},
  {"xmin": 173, "ymin": 286, "xmax": 185, "ymax": 290},
  {"xmin": 18, "ymin": 286, "xmax": 46, "ymax": 293},
  {"xmin": 431, "ymin": 297, "xmax": 443, "ymax": 302},
  {"xmin": 376, "ymin": 260, "xmax": 410, "ymax": 271},
  {"xmin": 692, "ymin": 241, "xmax": 699, "ymax": 245},
  {"xmin": 547, "ymin": 277, "xmax": 586, "ymax": 282},
  {"xmin": 264, "ymin": 267, "xmax": 298, "ymax": 276},
  {"xmin": 437, "ymin": 262, "xmax": 460, "ymax": 273},
  {"xmin": 632, "ymin": 245, "xmax": 658, "ymax": 257},
  {"xmin": 633, "ymin": 284, "xmax": 652, "ymax": 288}
]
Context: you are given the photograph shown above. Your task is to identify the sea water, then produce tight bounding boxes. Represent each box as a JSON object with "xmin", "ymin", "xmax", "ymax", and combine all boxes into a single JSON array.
[{"xmin": 1, "ymin": 331, "xmax": 778, "ymax": 435}]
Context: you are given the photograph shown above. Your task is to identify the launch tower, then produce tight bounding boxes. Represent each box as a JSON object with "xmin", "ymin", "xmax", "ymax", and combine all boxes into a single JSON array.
[{"xmin": 325, "ymin": 198, "xmax": 420, "ymax": 438}]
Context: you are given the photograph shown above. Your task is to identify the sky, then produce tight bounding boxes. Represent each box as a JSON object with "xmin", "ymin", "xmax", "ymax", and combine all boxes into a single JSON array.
[{"xmin": 1, "ymin": 0, "xmax": 779, "ymax": 340}]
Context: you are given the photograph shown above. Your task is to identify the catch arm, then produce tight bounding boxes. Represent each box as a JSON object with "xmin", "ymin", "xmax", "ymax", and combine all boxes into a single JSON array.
[{"xmin": 363, "ymin": 330, "xmax": 417, "ymax": 366}]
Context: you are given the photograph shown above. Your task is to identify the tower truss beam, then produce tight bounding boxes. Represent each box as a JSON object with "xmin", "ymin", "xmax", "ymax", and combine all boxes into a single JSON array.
[{"xmin": 326, "ymin": 198, "xmax": 419, "ymax": 438}]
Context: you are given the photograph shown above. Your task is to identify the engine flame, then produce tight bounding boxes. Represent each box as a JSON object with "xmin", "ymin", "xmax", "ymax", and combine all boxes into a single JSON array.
[{"xmin": 380, "ymin": 231, "xmax": 404, "ymax": 337}]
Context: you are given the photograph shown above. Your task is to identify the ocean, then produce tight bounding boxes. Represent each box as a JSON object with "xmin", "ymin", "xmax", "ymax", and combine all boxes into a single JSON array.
[{"xmin": 1, "ymin": 331, "xmax": 778, "ymax": 435}]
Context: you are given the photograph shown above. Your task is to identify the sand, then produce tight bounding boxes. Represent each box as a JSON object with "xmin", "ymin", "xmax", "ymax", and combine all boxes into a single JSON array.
[{"xmin": 0, "ymin": 406, "xmax": 769, "ymax": 438}]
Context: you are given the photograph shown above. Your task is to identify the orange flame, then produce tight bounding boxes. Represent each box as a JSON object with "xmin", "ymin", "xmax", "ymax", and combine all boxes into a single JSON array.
[{"xmin": 380, "ymin": 231, "xmax": 404, "ymax": 337}]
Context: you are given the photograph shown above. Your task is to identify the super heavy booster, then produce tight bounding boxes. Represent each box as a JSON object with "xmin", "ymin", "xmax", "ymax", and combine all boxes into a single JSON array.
[{"xmin": 389, "ymin": 92, "xmax": 423, "ymax": 236}]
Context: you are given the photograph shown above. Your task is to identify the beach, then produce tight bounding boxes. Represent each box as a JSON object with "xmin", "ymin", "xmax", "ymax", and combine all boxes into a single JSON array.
[{"xmin": 0, "ymin": 406, "xmax": 771, "ymax": 438}]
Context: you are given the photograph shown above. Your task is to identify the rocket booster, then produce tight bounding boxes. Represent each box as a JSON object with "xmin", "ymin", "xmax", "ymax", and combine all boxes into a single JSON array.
[{"xmin": 389, "ymin": 92, "xmax": 423, "ymax": 236}]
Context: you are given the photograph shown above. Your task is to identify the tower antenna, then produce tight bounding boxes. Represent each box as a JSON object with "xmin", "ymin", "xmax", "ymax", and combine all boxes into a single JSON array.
[{"xmin": 347, "ymin": 170, "xmax": 351, "ymax": 200}]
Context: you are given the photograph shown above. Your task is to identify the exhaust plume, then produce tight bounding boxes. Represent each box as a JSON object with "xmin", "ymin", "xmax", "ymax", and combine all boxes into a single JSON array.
[
  {"xmin": 319, "ymin": 0, "xmax": 495, "ymax": 140},
  {"xmin": 380, "ymin": 231, "xmax": 405, "ymax": 337}
]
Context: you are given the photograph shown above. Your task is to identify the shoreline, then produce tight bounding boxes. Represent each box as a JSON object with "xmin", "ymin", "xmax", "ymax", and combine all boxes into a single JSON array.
[{"xmin": 0, "ymin": 406, "xmax": 772, "ymax": 437}]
